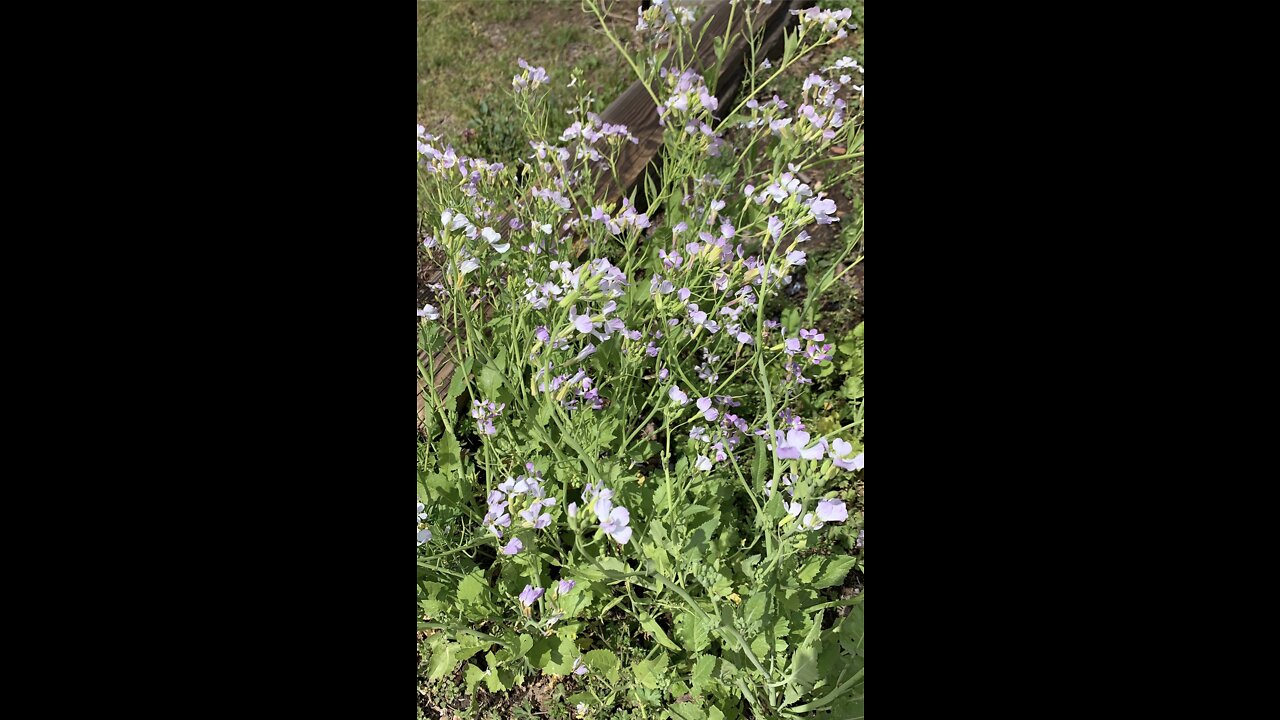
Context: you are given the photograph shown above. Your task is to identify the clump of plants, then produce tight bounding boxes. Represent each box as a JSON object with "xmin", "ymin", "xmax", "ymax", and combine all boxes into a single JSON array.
[{"xmin": 418, "ymin": 2, "xmax": 863, "ymax": 717}]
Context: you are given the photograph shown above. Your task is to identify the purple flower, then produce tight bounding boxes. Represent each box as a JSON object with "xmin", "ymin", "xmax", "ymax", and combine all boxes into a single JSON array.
[
  {"xmin": 696, "ymin": 397, "xmax": 719, "ymax": 422},
  {"xmin": 767, "ymin": 216, "xmax": 784, "ymax": 239},
  {"xmin": 535, "ymin": 326, "xmax": 550, "ymax": 342},
  {"xmin": 558, "ymin": 579, "xmax": 576, "ymax": 595},
  {"xmin": 571, "ymin": 656, "xmax": 589, "ymax": 676},
  {"xmin": 815, "ymin": 498, "xmax": 848, "ymax": 523},
  {"xmin": 831, "ymin": 439, "xmax": 862, "ymax": 470},
  {"xmin": 471, "ymin": 399, "xmax": 506, "ymax": 436},
  {"xmin": 784, "ymin": 338, "xmax": 802, "ymax": 355},
  {"xmin": 809, "ymin": 196, "xmax": 838, "ymax": 224},
  {"xmin": 598, "ymin": 505, "xmax": 632, "ymax": 545},
  {"xmin": 773, "ymin": 429, "xmax": 825, "ymax": 460},
  {"xmin": 669, "ymin": 386, "xmax": 689, "ymax": 405},
  {"xmin": 502, "ymin": 537, "xmax": 524, "ymax": 555},
  {"xmin": 519, "ymin": 584, "xmax": 545, "ymax": 606}
]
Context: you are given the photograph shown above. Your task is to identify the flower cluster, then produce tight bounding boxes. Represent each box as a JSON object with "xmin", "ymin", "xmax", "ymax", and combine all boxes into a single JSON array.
[
  {"xmin": 512, "ymin": 58, "xmax": 549, "ymax": 92},
  {"xmin": 793, "ymin": 5, "xmax": 855, "ymax": 38},
  {"xmin": 799, "ymin": 498, "xmax": 849, "ymax": 531},
  {"xmin": 486, "ymin": 464, "xmax": 558, "ymax": 547},
  {"xmin": 561, "ymin": 112, "xmax": 639, "ymax": 146},
  {"xmin": 635, "ymin": 0, "xmax": 696, "ymax": 43},
  {"xmin": 658, "ymin": 68, "xmax": 717, "ymax": 124},
  {"xmin": 580, "ymin": 483, "xmax": 631, "ymax": 544},
  {"xmin": 417, "ymin": 501, "xmax": 431, "ymax": 546},
  {"xmin": 470, "ymin": 398, "xmax": 506, "ymax": 436},
  {"xmin": 588, "ymin": 197, "xmax": 651, "ymax": 236}
]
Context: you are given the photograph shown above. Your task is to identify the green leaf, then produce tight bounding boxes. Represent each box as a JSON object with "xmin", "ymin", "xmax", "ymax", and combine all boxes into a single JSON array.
[
  {"xmin": 674, "ymin": 611, "xmax": 711, "ymax": 652},
  {"xmin": 670, "ymin": 704, "xmax": 707, "ymax": 720},
  {"xmin": 579, "ymin": 556, "xmax": 629, "ymax": 582},
  {"xmin": 583, "ymin": 648, "xmax": 620, "ymax": 684},
  {"xmin": 529, "ymin": 633, "xmax": 578, "ymax": 674},
  {"xmin": 436, "ymin": 431, "xmax": 461, "ymax": 473},
  {"xmin": 639, "ymin": 612, "xmax": 681, "ymax": 651},
  {"xmin": 512, "ymin": 633, "xmax": 535, "ymax": 661},
  {"xmin": 456, "ymin": 571, "xmax": 493, "ymax": 619},
  {"xmin": 484, "ymin": 658, "xmax": 516, "ymax": 692},
  {"xmin": 798, "ymin": 555, "xmax": 859, "ymax": 590},
  {"xmin": 478, "ymin": 364, "xmax": 505, "ymax": 399},
  {"xmin": 691, "ymin": 655, "xmax": 716, "ymax": 692},
  {"xmin": 633, "ymin": 652, "xmax": 669, "ymax": 689},
  {"xmin": 784, "ymin": 611, "xmax": 825, "ymax": 705},
  {"xmin": 445, "ymin": 358, "xmax": 472, "ymax": 405},
  {"xmin": 426, "ymin": 642, "xmax": 460, "ymax": 680},
  {"xmin": 744, "ymin": 593, "xmax": 768, "ymax": 627},
  {"xmin": 464, "ymin": 663, "xmax": 486, "ymax": 695}
]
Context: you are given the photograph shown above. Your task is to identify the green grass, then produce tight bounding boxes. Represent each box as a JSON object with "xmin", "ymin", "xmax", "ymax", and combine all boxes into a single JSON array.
[{"xmin": 417, "ymin": 0, "xmax": 637, "ymax": 161}]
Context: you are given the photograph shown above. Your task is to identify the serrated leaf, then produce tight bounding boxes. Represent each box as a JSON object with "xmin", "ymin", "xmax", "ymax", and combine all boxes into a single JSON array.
[
  {"xmin": 744, "ymin": 593, "xmax": 767, "ymax": 627},
  {"xmin": 674, "ymin": 611, "xmax": 711, "ymax": 652},
  {"xmin": 798, "ymin": 555, "xmax": 859, "ymax": 590},
  {"xmin": 445, "ymin": 358, "xmax": 472, "ymax": 405},
  {"xmin": 784, "ymin": 610, "xmax": 824, "ymax": 705},
  {"xmin": 691, "ymin": 655, "xmax": 716, "ymax": 691},
  {"xmin": 436, "ymin": 431, "xmax": 461, "ymax": 473}
]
